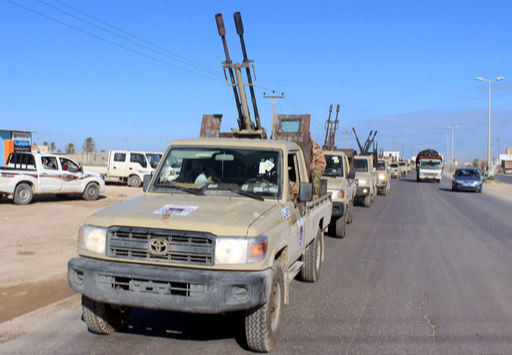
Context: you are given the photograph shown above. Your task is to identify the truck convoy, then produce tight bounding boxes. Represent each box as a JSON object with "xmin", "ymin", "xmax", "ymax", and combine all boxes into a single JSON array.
[
  {"xmin": 416, "ymin": 149, "xmax": 443, "ymax": 183},
  {"xmin": 84, "ymin": 150, "xmax": 162, "ymax": 187},
  {"xmin": 68, "ymin": 12, "xmax": 332, "ymax": 353},
  {"xmin": 0, "ymin": 152, "xmax": 104, "ymax": 204}
]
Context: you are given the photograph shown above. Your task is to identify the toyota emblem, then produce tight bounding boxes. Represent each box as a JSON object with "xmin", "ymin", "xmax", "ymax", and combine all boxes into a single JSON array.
[{"xmin": 148, "ymin": 238, "xmax": 169, "ymax": 256}]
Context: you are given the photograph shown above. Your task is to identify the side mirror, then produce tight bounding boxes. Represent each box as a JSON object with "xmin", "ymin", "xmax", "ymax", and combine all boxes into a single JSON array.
[
  {"xmin": 298, "ymin": 182, "xmax": 313, "ymax": 202},
  {"xmin": 142, "ymin": 174, "xmax": 152, "ymax": 192},
  {"xmin": 348, "ymin": 170, "xmax": 356, "ymax": 179}
]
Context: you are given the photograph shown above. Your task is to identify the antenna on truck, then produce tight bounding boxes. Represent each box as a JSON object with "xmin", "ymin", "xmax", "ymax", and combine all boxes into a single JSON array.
[{"xmin": 214, "ymin": 12, "xmax": 266, "ymax": 139}]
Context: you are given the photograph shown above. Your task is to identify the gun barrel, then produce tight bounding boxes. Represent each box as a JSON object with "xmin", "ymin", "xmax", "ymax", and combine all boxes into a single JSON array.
[{"xmin": 233, "ymin": 12, "xmax": 261, "ymax": 129}]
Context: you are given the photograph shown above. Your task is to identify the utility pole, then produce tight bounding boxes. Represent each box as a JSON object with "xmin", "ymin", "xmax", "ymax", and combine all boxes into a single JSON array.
[
  {"xmin": 342, "ymin": 130, "xmax": 351, "ymax": 149},
  {"xmin": 446, "ymin": 135, "xmax": 450, "ymax": 167},
  {"xmin": 263, "ymin": 90, "xmax": 284, "ymax": 124},
  {"xmin": 401, "ymin": 144, "xmax": 404, "ymax": 159},
  {"xmin": 448, "ymin": 125, "xmax": 459, "ymax": 169}
]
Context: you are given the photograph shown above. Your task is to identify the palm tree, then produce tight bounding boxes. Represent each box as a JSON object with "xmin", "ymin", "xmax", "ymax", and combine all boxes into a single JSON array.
[
  {"xmin": 82, "ymin": 137, "xmax": 96, "ymax": 162},
  {"xmin": 50, "ymin": 142, "xmax": 56, "ymax": 152},
  {"xmin": 66, "ymin": 143, "xmax": 75, "ymax": 154}
]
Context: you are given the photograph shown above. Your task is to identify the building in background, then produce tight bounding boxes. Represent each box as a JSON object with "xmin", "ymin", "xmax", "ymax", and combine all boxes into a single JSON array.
[{"xmin": 0, "ymin": 129, "xmax": 32, "ymax": 166}]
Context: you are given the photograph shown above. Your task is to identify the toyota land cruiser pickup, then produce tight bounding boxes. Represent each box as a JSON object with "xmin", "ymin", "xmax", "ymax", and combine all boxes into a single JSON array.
[
  {"xmin": 322, "ymin": 150, "xmax": 356, "ymax": 238},
  {"xmin": 354, "ymin": 155, "xmax": 377, "ymax": 207},
  {"xmin": 68, "ymin": 138, "xmax": 332, "ymax": 352}
]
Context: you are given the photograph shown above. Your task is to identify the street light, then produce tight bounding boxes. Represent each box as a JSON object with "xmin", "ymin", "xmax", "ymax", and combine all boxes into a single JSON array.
[
  {"xmin": 476, "ymin": 76, "xmax": 504, "ymax": 173},
  {"xmin": 448, "ymin": 125, "xmax": 459, "ymax": 169}
]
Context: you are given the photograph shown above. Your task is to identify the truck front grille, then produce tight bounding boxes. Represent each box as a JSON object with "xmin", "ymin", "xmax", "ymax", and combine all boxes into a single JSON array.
[
  {"xmin": 107, "ymin": 227, "xmax": 214, "ymax": 266},
  {"xmin": 98, "ymin": 273, "xmax": 205, "ymax": 297}
]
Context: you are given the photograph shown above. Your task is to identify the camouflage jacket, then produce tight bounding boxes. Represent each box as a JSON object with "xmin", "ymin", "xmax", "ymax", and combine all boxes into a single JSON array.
[{"xmin": 310, "ymin": 140, "xmax": 326, "ymax": 173}]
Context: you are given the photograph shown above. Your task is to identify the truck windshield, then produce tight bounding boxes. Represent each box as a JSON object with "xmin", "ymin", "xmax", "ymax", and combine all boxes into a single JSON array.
[
  {"xmin": 420, "ymin": 160, "xmax": 442, "ymax": 169},
  {"xmin": 323, "ymin": 155, "xmax": 344, "ymax": 177},
  {"xmin": 152, "ymin": 147, "xmax": 280, "ymax": 199},
  {"xmin": 145, "ymin": 153, "xmax": 161, "ymax": 169},
  {"xmin": 376, "ymin": 161, "xmax": 386, "ymax": 171},
  {"xmin": 354, "ymin": 159, "xmax": 369, "ymax": 172}
]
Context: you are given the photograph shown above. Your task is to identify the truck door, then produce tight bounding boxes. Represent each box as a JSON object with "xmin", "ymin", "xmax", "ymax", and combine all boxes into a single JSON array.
[
  {"xmin": 109, "ymin": 151, "xmax": 128, "ymax": 178},
  {"xmin": 286, "ymin": 151, "xmax": 308, "ymax": 262},
  {"xmin": 39, "ymin": 156, "xmax": 63, "ymax": 192},
  {"xmin": 59, "ymin": 157, "xmax": 83, "ymax": 193},
  {"xmin": 129, "ymin": 152, "xmax": 148, "ymax": 175}
]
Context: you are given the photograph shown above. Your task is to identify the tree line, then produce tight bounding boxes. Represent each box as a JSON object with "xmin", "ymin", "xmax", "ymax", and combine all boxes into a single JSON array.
[{"xmin": 37, "ymin": 137, "xmax": 101, "ymax": 154}]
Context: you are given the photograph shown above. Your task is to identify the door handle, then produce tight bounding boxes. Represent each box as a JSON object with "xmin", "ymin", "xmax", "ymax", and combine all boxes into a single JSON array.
[
  {"xmin": 129, "ymin": 167, "xmax": 132, "ymax": 170},
  {"xmin": 113, "ymin": 166, "xmax": 116, "ymax": 169}
]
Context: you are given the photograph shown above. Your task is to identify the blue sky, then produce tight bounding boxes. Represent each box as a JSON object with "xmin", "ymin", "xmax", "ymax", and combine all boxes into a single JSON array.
[{"xmin": 1, "ymin": 0, "xmax": 511, "ymax": 160}]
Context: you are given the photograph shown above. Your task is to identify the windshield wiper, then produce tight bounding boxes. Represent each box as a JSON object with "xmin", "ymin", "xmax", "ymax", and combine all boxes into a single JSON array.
[
  {"xmin": 213, "ymin": 187, "xmax": 265, "ymax": 201},
  {"xmin": 159, "ymin": 183, "xmax": 205, "ymax": 195}
]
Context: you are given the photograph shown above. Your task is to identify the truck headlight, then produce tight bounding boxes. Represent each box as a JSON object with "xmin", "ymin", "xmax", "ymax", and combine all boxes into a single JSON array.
[
  {"xmin": 378, "ymin": 174, "xmax": 386, "ymax": 180},
  {"xmin": 328, "ymin": 189, "xmax": 344, "ymax": 199},
  {"xmin": 358, "ymin": 179, "xmax": 368, "ymax": 186},
  {"xmin": 78, "ymin": 225, "xmax": 106, "ymax": 254},
  {"xmin": 215, "ymin": 236, "xmax": 268, "ymax": 265}
]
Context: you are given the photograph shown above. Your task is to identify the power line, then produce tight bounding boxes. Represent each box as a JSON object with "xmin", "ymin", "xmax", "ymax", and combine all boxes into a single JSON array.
[
  {"xmin": 4, "ymin": 0, "xmax": 225, "ymax": 84},
  {"xmin": 49, "ymin": 0, "xmax": 221, "ymax": 76}
]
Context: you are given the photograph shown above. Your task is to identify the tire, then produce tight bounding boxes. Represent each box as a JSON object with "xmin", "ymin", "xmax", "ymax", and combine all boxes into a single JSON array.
[
  {"xmin": 81, "ymin": 295, "xmax": 131, "ymax": 335},
  {"xmin": 451, "ymin": 184, "xmax": 456, "ymax": 192},
  {"xmin": 363, "ymin": 194, "xmax": 371, "ymax": 208},
  {"xmin": 82, "ymin": 183, "xmax": 99, "ymax": 201},
  {"xmin": 244, "ymin": 263, "xmax": 284, "ymax": 352},
  {"xmin": 301, "ymin": 229, "xmax": 323, "ymax": 282},
  {"xmin": 383, "ymin": 185, "xmax": 389, "ymax": 196},
  {"xmin": 347, "ymin": 201, "xmax": 354, "ymax": 224},
  {"xmin": 13, "ymin": 183, "xmax": 33, "ymax": 205},
  {"xmin": 328, "ymin": 213, "xmax": 346, "ymax": 239},
  {"xmin": 128, "ymin": 175, "xmax": 142, "ymax": 187}
]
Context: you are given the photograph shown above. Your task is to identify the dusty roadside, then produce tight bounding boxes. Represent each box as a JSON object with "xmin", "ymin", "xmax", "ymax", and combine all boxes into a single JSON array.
[{"xmin": 0, "ymin": 186, "xmax": 143, "ymax": 329}]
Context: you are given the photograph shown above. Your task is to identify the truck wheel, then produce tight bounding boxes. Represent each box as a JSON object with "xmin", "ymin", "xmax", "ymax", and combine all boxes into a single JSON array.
[
  {"xmin": 347, "ymin": 201, "xmax": 354, "ymax": 224},
  {"xmin": 14, "ymin": 183, "xmax": 33, "ymax": 205},
  {"xmin": 128, "ymin": 175, "xmax": 141, "ymax": 187},
  {"xmin": 83, "ymin": 183, "xmax": 99, "ymax": 201},
  {"xmin": 245, "ymin": 263, "xmax": 284, "ymax": 352},
  {"xmin": 328, "ymin": 214, "xmax": 346, "ymax": 239},
  {"xmin": 81, "ymin": 295, "xmax": 131, "ymax": 335},
  {"xmin": 363, "ymin": 194, "xmax": 371, "ymax": 208},
  {"xmin": 383, "ymin": 185, "xmax": 389, "ymax": 196},
  {"xmin": 301, "ymin": 229, "xmax": 323, "ymax": 282}
]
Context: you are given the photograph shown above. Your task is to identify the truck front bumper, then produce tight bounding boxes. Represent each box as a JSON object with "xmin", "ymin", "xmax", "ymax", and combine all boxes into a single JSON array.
[
  {"xmin": 376, "ymin": 180, "xmax": 388, "ymax": 188},
  {"xmin": 356, "ymin": 186, "xmax": 371, "ymax": 197},
  {"xmin": 68, "ymin": 257, "xmax": 272, "ymax": 314}
]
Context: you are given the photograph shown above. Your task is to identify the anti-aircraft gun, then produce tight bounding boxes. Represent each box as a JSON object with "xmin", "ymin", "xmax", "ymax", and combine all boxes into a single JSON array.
[
  {"xmin": 322, "ymin": 104, "xmax": 340, "ymax": 151},
  {"xmin": 352, "ymin": 128, "xmax": 378, "ymax": 160},
  {"xmin": 200, "ymin": 12, "xmax": 266, "ymax": 139}
]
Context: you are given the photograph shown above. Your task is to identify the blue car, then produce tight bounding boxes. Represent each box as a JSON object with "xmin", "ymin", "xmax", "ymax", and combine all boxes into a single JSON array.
[{"xmin": 452, "ymin": 168, "xmax": 483, "ymax": 193}]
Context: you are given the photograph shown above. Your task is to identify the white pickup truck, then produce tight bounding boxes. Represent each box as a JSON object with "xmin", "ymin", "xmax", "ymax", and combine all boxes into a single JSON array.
[
  {"xmin": 0, "ymin": 152, "xmax": 104, "ymax": 205},
  {"xmin": 84, "ymin": 150, "xmax": 162, "ymax": 187}
]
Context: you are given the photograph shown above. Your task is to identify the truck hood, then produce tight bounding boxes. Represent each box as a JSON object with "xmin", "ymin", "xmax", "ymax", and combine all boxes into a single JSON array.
[
  {"xmin": 86, "ymin": 193, "xmax": 277, "ymax": 236},
  {"xmin": 324, "ymin": 176, "xmax": 344, "ymax": 190}
]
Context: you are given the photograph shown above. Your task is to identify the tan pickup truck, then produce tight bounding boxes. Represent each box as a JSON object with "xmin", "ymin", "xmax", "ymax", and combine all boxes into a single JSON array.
[
  {"xmin": 354, "ymin": 154, "xmax": 377, "ymax": 207},
  {"xmin": 323, "ymin": 150, "xmax": 356, "ymax": 238},
  {"xmin": 376, "ymin": 158, "xmax": 391, "ymax": 196},
  {"xmin": 68, "ymin": 138, "xmax": 332, "ymax": 352}
]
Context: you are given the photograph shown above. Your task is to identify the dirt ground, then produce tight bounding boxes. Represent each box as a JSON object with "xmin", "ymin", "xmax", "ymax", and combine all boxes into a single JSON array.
[{"xmin": 0, "ymin": 185, "xmax": 143, "ymax": 325}]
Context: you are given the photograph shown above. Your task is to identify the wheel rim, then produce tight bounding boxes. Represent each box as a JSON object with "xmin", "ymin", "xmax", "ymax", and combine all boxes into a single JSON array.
[
  {"xmin": 269, "ymin": 278, "xmax": 281, "ymax": 331},
  {"xmin": 88, "ymin": 186, "xmax": 96, "ymax": 197},
  {"xmin": 19, "ymin": 189, "xmax": 29, "ymax": 200}
]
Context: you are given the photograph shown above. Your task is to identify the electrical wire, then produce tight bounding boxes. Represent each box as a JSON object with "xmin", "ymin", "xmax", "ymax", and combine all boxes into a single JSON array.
[{"xmin": 4, "ymin": 0, "xmax": 226, "ymax": 84}]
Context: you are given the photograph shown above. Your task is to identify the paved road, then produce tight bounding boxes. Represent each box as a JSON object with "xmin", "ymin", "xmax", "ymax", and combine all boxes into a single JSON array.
[
  {"xmin": 3, "ymin": 173, "xmax": 512, "ymax": 354},
  {"xmin": 496, "ymin": 173, "xmax": 512, "ymax": 184}
]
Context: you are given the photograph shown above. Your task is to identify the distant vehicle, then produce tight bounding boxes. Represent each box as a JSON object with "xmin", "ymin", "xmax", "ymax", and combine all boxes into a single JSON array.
[
  {"xmin": 84, "ymin": 150, "xmax": 161, "ymax": 187},
  {"xmin": 416, "ymin": 149, "xmax": 443, "ymax": 183},
  {"xmin": 376, "ymin": 159, "xmax": 390, "ymax": 195},
  {"xmin": 0, "ymin": 152, "xmax": 104, "ymax": 205},
  {"xmin": 390, "ymin": 162, "xmax": 400, "ymax": 178},
  {"xmin": 323, "ymin": 150, "xmax": 356, "ymax": 238},
  {"xmin": 452, "ymin": 168, "xmax": 482, "ymax": 192},
  {"xmin": 354, "ymin": 155, "xmax": 376, "ymax": 207},
  {"xmin": 398, "ymin": 161, "xmax": 407, "ymax": 177}
]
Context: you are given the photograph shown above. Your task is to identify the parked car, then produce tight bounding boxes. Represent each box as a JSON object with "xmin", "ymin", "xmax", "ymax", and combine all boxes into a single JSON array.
[
  {"xmin": 0, "ymin": 152, "xmax": 104, "ymax": 204},
  {"xmin": 452, "ymin": 168, "xmax": 482, "ymax": 192}
]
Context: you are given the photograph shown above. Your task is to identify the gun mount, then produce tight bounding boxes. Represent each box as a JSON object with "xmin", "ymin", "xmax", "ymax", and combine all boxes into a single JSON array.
[
  {"xmin": 206, "ymin": 12, "xmax": 266, "ymax": 140},
  {"xmin": 322, "ymin": 104, "xmax": 340, "ymax": 151},
  {"xmin": 352, "ymin": 128, "xmax": 378, "ymax": 157}
]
